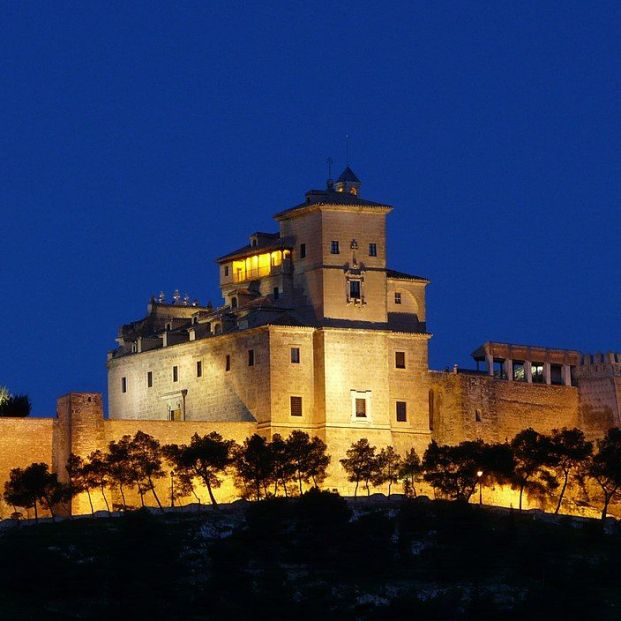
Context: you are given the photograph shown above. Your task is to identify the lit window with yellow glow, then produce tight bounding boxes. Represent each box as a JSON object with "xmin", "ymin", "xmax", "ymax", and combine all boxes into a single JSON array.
[{"xmin": 231, "ymin": 249, "xmax": 287, "ymax": 283}]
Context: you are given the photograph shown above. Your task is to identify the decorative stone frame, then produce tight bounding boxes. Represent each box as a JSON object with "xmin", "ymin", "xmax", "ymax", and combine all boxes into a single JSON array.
[{"xmin": 350, "ymin": 389, "xmax": 372, "ymax": 422}]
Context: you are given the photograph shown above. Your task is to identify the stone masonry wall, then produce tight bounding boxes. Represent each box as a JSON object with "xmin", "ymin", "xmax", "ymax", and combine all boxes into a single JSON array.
[
  {"xmin": 108, "ymin": 327, "xmax": 271, "ymax": 424},
  {"xmin": 0, "ymin": 417, "xmax": 55, "ymax": 519},
  {"xmin": 429, "ymin": 371, "xmax": 581, "ymax": 445}
]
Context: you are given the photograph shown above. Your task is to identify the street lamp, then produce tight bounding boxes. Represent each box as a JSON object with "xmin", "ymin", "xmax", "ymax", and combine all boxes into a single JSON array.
[
  {"xmin": 170, "ymin": 470, "xmax": 175, "ymax": 508},
  {"xmin": 476, "ymin": 470, "xmax": 483, "ymax": 505}
]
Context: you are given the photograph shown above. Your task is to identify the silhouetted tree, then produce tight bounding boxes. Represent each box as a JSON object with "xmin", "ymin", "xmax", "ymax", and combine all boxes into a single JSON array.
[
  {"xmin": 476, "ymin": 441, "xmax": 515, "ymax": 502},
  {"xmin": 373, "ymin": 446, "xmax": 402, "ymax": 496},
  {"xmin": 510, "ymin": 428, "xmax": 558, "ymax": 510},
  {"xmin": 86, "ymin": 449, "xmax": 111, "ymax": 512},
  {"xmin": 271, "ymin": 434, "xmax": 296, "ymax": 497},
  {"xmin": 422, "ymin": 440, "xmax": 489, "ymax": 502},
  {"xmin": 399, "ymin": 447, "xmax": 422, "ymax": 497},
  {"xmin": 233, "ymin": 434, "xmax": 274, "ymax": 500},
  {"xmin": 106, "ymin": 436, "xmax": 133, "ymax": 510},
  {"xmin": 3, "ymin": 463, "xmax": 70, "ymax": 522},
  {"xmin": 587, "ymin": 427, "xmax": 621, "ymax": 520},
  {"xmin": 0, "ymin": 394, "xmax": 31, "ymax": 417},
  {"xmin": 549, "ymin": 428, "xmax": 592, "ymax": 514},
  {"xmin": 129, "ymin": 431, "xmax": 166, "ymax": 510},
  {"xmin": 162, "ymin": 443, "xmax": 201, "ymax": 507},
  {"xmin": 285, "ymin": 431, "xmax": 330, "ymax": 493},
  {"xmin": 340, "ymin": 438, "xmax": 377, "ymax": 497},
  {"xmin": 165, "ymin": 432, "xmax": 235, "ymax": 507},
  {"xmin": 305, "ymin": 435, "xmax": 331, "ymax": 489},
  {"xmin": 66, "ymin": 454, "xmax": 98, "ymax": 515}
]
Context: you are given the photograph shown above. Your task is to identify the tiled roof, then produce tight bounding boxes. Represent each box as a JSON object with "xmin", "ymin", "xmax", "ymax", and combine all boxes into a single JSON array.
[
  {"xmin": 274, "ymin": 190, "xmax": 391, "ymax": 219},
  {"xmin": 216, "ymin": 237, "xmax": 293, "ymax": 263},
  {"xmin": 386, "ymin": 269, "xmax": 429, "ymax": 282},
  {"xmin": 337, "ymin": 166, "xmax": 361, "ymax": 183}
]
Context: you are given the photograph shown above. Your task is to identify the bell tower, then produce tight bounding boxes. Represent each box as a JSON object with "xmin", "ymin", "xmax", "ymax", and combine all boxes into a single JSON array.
[{"xmin": 274, "ymin": 167, "xmax": 392, "ymax": 324}]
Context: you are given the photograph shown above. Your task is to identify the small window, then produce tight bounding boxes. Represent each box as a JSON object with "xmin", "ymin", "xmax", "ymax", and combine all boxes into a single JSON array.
[
  {"xmin": 248, "ymin": 349, "xmax": 254, "ymax": 366},
  {"xmin": 330, "ymin": 240, "xmax": 340, "ymax": 254},
  {"xmin": 396, "ymin": 401, "xmax": 407, "ymax": 422},
  {"xmin": 532, "ymin": 363, "xmax": 544, "ymax": 384},
  {"xmin": 369, "ymin": 243, "xmax": 377, "ymax": 257},
  {"xmin": 273, "ymin": 287, "xmax": 279, "ymax": 300},
  {"xmin": 147, "ymin": 371, "xmax": 153, "ymax": 388},
  {"xmin": 231, "ymin": 297, "xmax": 238, "ymax": 309},
  {"xmin": 224, "ymin": 265, "xmax": 229, "ymax": 277},
  {"xmin": 551, "ymin": 364, "xmax": 563, "ymax": 385},
  {"xmin": 300, "ymin": 243, "xmax": 306, "ymax": 258},
  {"xmin": 251, "ymin": 238, "xmax": 257, "ymax": 247},
  {"xmin": 513, "ymin": 361, "xmax": 525, "ymax": 382},
  {"xmin": 173, "ymin": 366, "xmax": 178, "ymax": 382},
  {"xmin": 395, "ymin": 351, "xmax": 406, "ymax": 369},
  {"xmin": 355, "ymin": 398, "xmax": 367, "ymax": 418},
  {"xmin": 196, "ymin": 361, "xmax": 202, "ymax": 378},
  {"xmin": 290, "ymin": 396, "xmax": 303, "ymax": 417},
  {"xmin": 475, "ymin": 409, "xmax": 482, "ymax": 422},
  {"xmin": 394, "ymin": 292, "xmax": 401, "ymax": 304},
  {"xmin": 225, "ymin": 354, "xmax": 231, "ymax": 372},
  {"xmin": 291, "ymin": 347, "xmax": 300, "ymax": 364},
  {"xmin": 349, "ymin": 280, "xmax": 361, "ymax": 299},
  {"xmin": 121, "ymin": 377, "xmax": 127, "ymax": 393}
]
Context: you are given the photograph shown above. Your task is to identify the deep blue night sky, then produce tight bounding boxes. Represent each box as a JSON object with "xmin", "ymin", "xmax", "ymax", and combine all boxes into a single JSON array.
[{"xmin": 2, "ymin": 2, "xmax": 620, "ymax": 417}]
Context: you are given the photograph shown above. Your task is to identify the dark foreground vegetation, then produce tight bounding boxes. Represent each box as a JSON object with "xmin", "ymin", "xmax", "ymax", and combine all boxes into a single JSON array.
[{"xmin": 1, "ymin": 493, "xmax": 620, "ymax": 620}]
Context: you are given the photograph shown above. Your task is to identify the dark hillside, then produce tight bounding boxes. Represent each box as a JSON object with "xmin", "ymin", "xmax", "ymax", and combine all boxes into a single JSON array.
[{"xmin": 0, "ymin": 494, "xmax": 620, "ymax": 620}]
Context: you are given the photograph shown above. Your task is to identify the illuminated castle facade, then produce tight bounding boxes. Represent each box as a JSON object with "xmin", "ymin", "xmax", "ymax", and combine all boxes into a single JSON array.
[
  {"xmin": 107, "ymin": 168, "xmax": 433, "ymax": 457},
  {"xmin": 1, "ymin": 167, "xmax": 620, "ymax": 517},
  {"xmin": 107, "ymin": 168, "xmax": 621, "ymax": 463}
]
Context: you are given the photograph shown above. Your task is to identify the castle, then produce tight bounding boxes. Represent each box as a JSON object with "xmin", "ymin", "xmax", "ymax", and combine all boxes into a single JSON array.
[{"xmin": 1, "ymin": 168, "xmax": 620, "ymax": 515}]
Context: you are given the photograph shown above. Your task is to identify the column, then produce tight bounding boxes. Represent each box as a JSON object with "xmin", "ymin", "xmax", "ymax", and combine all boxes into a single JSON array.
[
  {"xmin": 486, "ymin": 353, "xmax": 494, "ymax": 376},
  {"xmin": 504, "ymin": 359, "xmax": 513, "ymax": 381},
  {"xmin": 525, "ymin": 360, "xmax": 533, "ymax": 383},
  {"xmin": 544, "ymin": 362, "xmax": 551, "ymax": 385},
  {"xmin": 562, "ymin": 364, "xmax": 571, "ymax": 386}
]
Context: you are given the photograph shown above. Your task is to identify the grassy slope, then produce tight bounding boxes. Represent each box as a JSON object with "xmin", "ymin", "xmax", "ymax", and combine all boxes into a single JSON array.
[{"xmin": 0, "ymin": 496, "xmax": 620, "ymax": 620}]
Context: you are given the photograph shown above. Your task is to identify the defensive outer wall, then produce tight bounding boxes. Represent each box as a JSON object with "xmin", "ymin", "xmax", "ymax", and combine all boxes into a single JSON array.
[{"xmin": 0, "ymin": 371, "xmax": 619, "ymax": 519}]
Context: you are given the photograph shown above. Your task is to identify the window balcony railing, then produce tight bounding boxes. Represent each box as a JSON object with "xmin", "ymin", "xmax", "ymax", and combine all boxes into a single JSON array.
[{"xmin": 232, "ymin": 259, "xmax": 291, "ymax": 284}]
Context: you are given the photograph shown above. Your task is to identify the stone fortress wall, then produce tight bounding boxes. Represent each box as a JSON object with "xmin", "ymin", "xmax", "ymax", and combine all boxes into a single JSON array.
[
  {"xmin": 2, "ymin": 359, "xmax": 619, "ymax": 519},
  {"xmin": 4, "ymin": 169, "xmax": 621, "ymax": 517}
]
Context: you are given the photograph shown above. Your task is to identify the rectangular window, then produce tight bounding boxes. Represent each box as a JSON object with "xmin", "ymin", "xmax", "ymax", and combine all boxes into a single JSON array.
[
  {"xmin": 330, "ymin": 240, "xmax": 340, "ymax": 254},
  {"xmin": 300, "ymin": 243, "xmax": 306, "ymax": 258},
  {"xmin": 290, "ymin": 396, "xmax": 302, "ymax": 417},
  {"xmin": 395, "ymin": 351, "xmax": 406, "ymax": 369},
  {"xmin": 355, "ymin": 398, "xmax": 367, "ymax": 418},
  {"xmin": 147, "ymin": 371, "xmax": 153, "ymax": 388},
  {"xmin": 394, "ymin": 292, "xmax": 401, "ymax": 304},
  {"xmin": 225, "ymin": 354, "xmax": 231, "ymax": 372},
  {"xmin": 531, "ymin": 363, "xmax": 544, "ymax": 383},
  {"xmin": 396, "ymin": 401, "xmax": 407, "ymax": 422},
  {"xmin": 196, "ymin": 361, "xmax": 202, "ymax": 378},
  {"xmin": 349, "ymin": 280, "xmax": 361, "ymax": 299},
  {"xmin": 369, "ymin": 243, "xmax": 377, "ymax": 257},
  {"xmin": 513, "ymin": 361, "xmax": 525, "ymax": 382},
  {"xmin": 248, "ymin": 349, "xmax": 254, "ymax": 366},
  {"xmin": 224, "ymin": 265, "xmax": 229, "ymax": 277},
  {"xmin": 172, "ymin": 366, "xmax": 178, "ymax": 382},
  {"xmin": 291, "ymin": 347, "xmax": 300, "ymax": 364},
  {"xmin": 121, "ymin": 377, "xmax": 127, "ymax": 393},
  {"xmin": 493, "ymin": 360, "xmax": 506, "ymax": 379},
  {"xmin": 273, "ymin": 287, "xmax": 279, "ymax": 300},
  {"xmin": 551, "ymin": 364, "xmax": 563, "ymax": 385}
]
